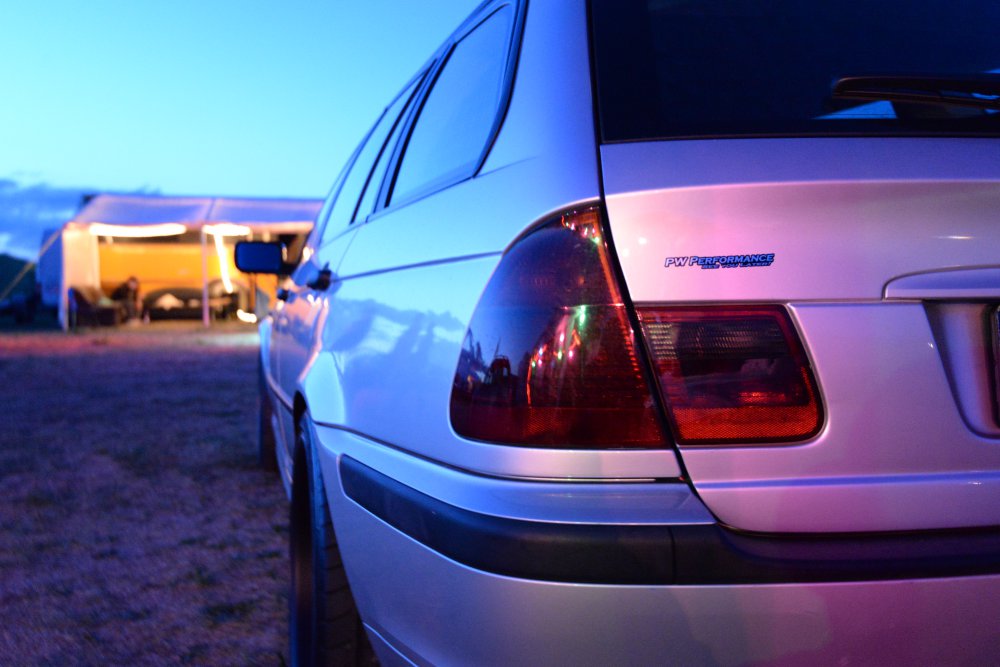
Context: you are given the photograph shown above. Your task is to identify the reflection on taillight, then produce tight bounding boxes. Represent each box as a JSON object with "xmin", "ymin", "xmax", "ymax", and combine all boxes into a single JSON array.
[
  {"xmin": 450, "ymin": 207, "xmax": 666, "ymax": 448},
  {"xmin": 638, "ymin": 306, "xmax": 822, "ymax": 445}
]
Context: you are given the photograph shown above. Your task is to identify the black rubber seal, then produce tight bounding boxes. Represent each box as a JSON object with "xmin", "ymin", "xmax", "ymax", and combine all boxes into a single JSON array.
[
  {"xmin": 340, "ymin": 456, "xmax": 1000, "ymax": 585},
  {"xmin": 340, "ymin": 456, "xmax": 673, "ymax": 584}
]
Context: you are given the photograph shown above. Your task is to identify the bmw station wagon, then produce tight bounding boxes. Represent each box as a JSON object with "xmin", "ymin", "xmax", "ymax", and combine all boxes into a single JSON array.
[{"xmin": 237, "ymin": 0, "xmax": 1000, "ymax": 664}]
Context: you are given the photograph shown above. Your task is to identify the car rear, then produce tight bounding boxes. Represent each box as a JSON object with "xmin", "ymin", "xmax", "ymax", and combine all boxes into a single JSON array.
[
  {"xmin": 316, "ymin": 1, "xmax": 1000, "ymax": 664},
  {"xmin": 593, "ymin": 0, "xmax": 1000, "ymax": 536}
]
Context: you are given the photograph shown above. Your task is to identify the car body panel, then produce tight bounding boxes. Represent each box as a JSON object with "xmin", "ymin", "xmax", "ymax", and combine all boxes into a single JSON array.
[
  {"xmin": 267, "ymin": 226, "xmax": 361, "ymax": 475},
  {"xmin": 318, "ymin": 1, "xmax": 683, "ymax": 480},
  {"xmin": 317, "ymin": 426, "xmax": 707, "ymax": 526},
  {"xmin": 602, "ymin": 138, "xmax": 1000, "ymax": 532},
  {"xmin": 257, "ymin": 313, "xmax": 295, "ymax": 493},
  {"xmin": 311, "ymin": 253, "xmax": 682, "ymax": 480},
  {"xmin": 340, "ymin": 0, "xmax": 603, "ymax": 279},
  {"xmin": 317, "ymin": 422, "xmax": 1000, "ymax": 667},
  {"xmin": 602, "ymin": 139, "xmax": 1000, "ymax": 304},
  {"xmin": 683, "ymin": 302, "xmax": 1000, "ymax": 533}
]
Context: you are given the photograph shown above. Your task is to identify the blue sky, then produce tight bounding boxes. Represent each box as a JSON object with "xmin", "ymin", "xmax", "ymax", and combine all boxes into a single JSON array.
[{"xmin": 0, "ymin": 1, "xmax": 478, "ymax": 258}]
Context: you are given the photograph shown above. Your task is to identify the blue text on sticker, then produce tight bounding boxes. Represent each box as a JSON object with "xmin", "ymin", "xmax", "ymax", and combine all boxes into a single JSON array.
[{"xmin": 664, "ymin": 254, "xmax": 776, "ymax": 270}]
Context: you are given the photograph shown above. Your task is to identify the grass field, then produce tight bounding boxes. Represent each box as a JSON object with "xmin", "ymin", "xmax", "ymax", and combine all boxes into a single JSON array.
[{"xmin": 0, "ymin": 325, "xmax": 288, "ymax": 665}]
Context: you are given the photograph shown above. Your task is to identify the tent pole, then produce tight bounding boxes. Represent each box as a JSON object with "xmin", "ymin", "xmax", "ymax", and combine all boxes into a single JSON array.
[{"xmin": 201, "ymin": 227, "xmax": 210, "ymax": 328}]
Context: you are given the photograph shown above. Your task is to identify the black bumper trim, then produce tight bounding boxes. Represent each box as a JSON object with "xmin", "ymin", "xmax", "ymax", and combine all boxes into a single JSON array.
[{"xmin": 340, "ymin": 456, "xmax": 1000, "ymax": 585}]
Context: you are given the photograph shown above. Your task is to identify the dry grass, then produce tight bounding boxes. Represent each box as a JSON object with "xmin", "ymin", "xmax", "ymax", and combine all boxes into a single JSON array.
[{"xmin": 0, "ymin": 325, "xmax": 288, "ymax": 665}]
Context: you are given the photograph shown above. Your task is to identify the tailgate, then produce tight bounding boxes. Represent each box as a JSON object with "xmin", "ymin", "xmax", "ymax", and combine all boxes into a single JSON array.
[{"xmin": 603, "ymin": 138, "xmax": 1000, "ymax": 533}]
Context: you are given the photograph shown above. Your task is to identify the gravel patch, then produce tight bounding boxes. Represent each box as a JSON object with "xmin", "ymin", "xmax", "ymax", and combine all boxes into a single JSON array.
[{"xmin": 0, "ymin": 326, "xmax": 288, "ymax": 665}]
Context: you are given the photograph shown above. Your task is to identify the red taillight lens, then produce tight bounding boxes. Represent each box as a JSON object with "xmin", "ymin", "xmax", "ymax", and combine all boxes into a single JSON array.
[
  {"xmin": 638, "ymin": 306, "xmax": 822, "ymax": 445},
  {"xmin": 450, "ymin": 208, "xmax": 666, "ymax": 448}
]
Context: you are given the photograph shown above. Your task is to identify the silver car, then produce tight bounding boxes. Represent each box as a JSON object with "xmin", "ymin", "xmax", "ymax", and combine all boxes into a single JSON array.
[{"xmin": 238, "ymin": 1, "xmax": 1000, "ymax": 664}]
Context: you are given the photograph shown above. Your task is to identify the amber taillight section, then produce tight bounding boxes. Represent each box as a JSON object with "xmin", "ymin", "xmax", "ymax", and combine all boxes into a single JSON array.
[
  {"xmin": 638, "ymin": 306, "xmax": 823, "ymax": 445},
  {"xmin": 450, "ymin": 208, "xmax": 667, "ymax": 448}
]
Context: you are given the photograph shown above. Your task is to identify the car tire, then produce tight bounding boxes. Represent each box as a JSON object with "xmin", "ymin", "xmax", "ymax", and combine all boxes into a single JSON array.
[
  {"xmin": 257, "ymin": 359, "xmax": 278, "ymax": 472},
  {"xmin": 289, "ymin": 416, "xmax": 377, "ymax": 667}
]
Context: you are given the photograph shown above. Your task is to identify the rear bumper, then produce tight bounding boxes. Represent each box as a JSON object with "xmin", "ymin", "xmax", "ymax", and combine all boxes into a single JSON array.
[
  {"xmin": 342, "ymin": 455, "xmax": 1000, "ymax": 586},
  {"xmin": 316, "ymin": 425, "xmax": 1000, "ymax": 666}
]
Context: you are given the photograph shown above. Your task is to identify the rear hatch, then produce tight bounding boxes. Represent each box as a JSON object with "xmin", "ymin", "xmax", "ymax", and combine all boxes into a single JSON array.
[{"xmin": 591, "ymin": 0, "xmax": 1000, "ymax": 533}]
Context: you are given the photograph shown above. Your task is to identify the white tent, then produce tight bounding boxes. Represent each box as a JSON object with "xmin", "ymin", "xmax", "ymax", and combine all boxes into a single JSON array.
[{"xmin": 42, "ymin": 194, "xmax": 321, "ymax": 329}]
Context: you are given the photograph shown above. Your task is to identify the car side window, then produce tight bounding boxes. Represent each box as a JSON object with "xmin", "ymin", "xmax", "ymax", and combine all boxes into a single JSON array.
[
  {"xmin": 308, "ymin": 146, "xmax": 359, "ymax": 247},
  {"xmin": 389, "ymin": 6, "xmax": 513, "ymax": 206},
  {"xmin": 321, "ymin": 79, "xmax": 419, "ymax": 242},
  {"xmin": 353, "ymin": 74, "xmax": 423, "ymax": 223},
  {"xmin": 319, "ymin": 126, "xmax": 382, "ymax": 244}
]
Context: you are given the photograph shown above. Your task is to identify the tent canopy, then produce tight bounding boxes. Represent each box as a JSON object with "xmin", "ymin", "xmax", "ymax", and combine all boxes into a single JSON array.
[
  {"xmin": 69, "ymin": 193, "xmax": 323, "ymax": 231},
  {"xmin": 54, "ymin": 194, "xmax": 322, "ymax": 329}
]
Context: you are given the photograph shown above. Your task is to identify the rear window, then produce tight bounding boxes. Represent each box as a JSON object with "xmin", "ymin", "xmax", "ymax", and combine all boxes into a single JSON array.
[{"xmin": 590, "ymin": 0, "xmax": 1000, "ymax": 141}]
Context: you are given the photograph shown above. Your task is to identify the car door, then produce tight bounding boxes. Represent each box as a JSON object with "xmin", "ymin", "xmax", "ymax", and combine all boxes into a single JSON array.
[{"xmin": 271, "ymin": 70, "xmax": 427, "ymax": 469}]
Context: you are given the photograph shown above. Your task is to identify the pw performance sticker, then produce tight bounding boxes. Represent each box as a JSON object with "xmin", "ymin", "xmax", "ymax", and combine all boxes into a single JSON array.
[{"xmin": 664, "ymin": 254, "xmax": 775, "ymax": 270}]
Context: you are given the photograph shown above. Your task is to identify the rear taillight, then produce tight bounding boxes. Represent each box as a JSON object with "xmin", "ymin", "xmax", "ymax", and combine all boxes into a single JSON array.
[
  {"xmin": 992, "ymin": 306, "xmax": 1000, "ymax": 427},
  {"xmin": 450, "ymin": 207, "xmax": 667, "ymax": 448},
  {"xmin": 638, "ymin": 306, "xmax": 823, "ymax": 445}
]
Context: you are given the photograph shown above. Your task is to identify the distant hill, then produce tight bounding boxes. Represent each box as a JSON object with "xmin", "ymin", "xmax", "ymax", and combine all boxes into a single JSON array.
[{"xmin": 0, "ymin": 253, "xmax": 35, "ymax": 297}]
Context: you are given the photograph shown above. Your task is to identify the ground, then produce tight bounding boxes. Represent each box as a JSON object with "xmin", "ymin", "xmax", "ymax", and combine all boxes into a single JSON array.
[{"xmin": 0, "ymin": 323, "xmax": 288, "ymax": 666}]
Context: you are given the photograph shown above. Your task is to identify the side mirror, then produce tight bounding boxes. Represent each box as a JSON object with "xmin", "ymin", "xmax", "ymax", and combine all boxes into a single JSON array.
[{"xmin": 235, "ymin": 241, "xmax": 288, "ymax": 274}]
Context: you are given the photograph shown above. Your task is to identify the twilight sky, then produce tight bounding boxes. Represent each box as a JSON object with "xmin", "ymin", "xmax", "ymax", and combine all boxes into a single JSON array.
[{"xmin": 0, "ymin": 1, "xmax": 478, "ymax": 258}]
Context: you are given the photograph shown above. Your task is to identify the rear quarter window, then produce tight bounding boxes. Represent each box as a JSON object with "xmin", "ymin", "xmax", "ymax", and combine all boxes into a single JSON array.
[
  {"xmin": 353, "ymin": 74, "xmax": 424, "ymax": 223},
  {"xmin": 389, "ymin": 6, "xmax": 514, "ymax": 205}
]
